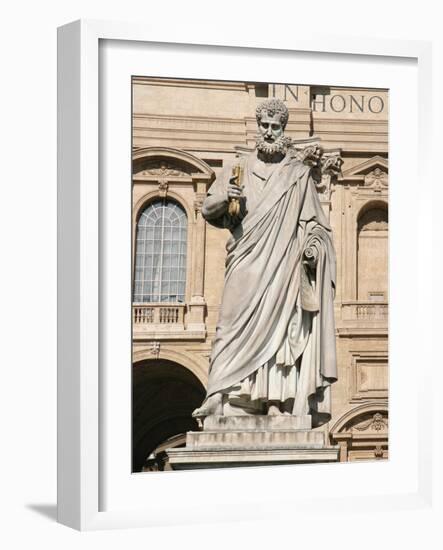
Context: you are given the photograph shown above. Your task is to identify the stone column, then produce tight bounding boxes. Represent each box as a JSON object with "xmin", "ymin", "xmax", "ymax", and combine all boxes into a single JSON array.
[
  {"xmin": 187, "ymin": 180, "xmax": 207, "ymax": 334},
  {"xmin": 318, "ymin": 174, "xmax": 332, "ymax": 221},
  {"xmin": 244, "ymin": 83, "xmax": 258, "ymax": 148},
  {"xmin": 333, "ymin": 433, "xmax": 352, "ymax": 462},
  {"xmin": 318, "ymin": 152, "xmax": 343, "ymax": 221}
]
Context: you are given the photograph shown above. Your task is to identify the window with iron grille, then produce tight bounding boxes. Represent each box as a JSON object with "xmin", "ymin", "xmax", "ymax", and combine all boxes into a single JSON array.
[{"xmin": 133, "ymin": 199, "xmax": 187, "ymax": 303}]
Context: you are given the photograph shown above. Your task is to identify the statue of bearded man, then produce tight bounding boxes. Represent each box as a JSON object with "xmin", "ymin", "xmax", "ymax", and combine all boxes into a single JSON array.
[{"xmin": 193, "ymin": 98, "xmax": 337, "ymax": 427}]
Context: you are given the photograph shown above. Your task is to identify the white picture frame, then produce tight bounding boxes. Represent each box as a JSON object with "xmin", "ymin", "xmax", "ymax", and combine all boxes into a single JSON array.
[{"xmin": 57, "ymin": 19, "xmax": 436, "ymax": 532}]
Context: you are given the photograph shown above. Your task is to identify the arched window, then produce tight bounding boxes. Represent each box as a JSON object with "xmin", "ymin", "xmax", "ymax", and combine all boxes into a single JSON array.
[
  {"xmin": 357, "ymin": 204, "xmax": 388, "ymax": 301},
  {"xmin": 133, "ymin": 199, "xmax": 187, "ymax": 303}
]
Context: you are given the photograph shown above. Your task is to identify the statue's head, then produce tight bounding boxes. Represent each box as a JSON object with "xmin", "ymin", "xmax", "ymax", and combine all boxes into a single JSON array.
[
  {"xmin": 256, "ymin": 98, "xmax": 289, "ymax": 131},
  {"xmin": 255, "ymin": 99, "xmax": 291, "ymax": 159}
]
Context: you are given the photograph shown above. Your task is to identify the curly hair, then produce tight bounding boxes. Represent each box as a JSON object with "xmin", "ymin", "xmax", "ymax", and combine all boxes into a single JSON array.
[{"xmin": 255, "ymin": 98, "xmax": 289, "ymax": 129}]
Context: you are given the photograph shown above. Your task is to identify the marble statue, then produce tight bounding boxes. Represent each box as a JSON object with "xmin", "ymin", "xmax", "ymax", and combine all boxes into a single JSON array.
[{"xmin": 193, "ymin": 99, "xmax": 337, "ymax": 427}]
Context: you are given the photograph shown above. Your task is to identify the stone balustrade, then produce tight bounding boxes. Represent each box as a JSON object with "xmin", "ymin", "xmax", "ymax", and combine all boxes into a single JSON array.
[
  {"xmin": 133, "ymin": 303, "xmax": 185, "ymax": 325},
  {"xmin": 341, "ymin": 301, "xmax": 388, "ymax": 321}
]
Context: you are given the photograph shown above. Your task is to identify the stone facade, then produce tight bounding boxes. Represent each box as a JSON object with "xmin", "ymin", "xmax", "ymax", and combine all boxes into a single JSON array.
[{"xmin": 131, "ymin": 78, "xmax": 388, "ymax": 472}]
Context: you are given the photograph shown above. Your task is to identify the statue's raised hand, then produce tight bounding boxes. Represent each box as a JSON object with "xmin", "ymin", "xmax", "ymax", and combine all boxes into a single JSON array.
[{"xmin": 227, "ymin": 176, "xmax": 244, "ymax": 200}]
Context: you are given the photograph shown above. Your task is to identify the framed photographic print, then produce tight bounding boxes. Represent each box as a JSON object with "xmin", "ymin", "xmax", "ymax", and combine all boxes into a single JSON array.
[
  {"xmin": 58, "ymin": 20, "xmax": 434, "ymax": 531},
  {"xmin": 130, "ymin": 75, "xmax": 388, "ymax": 473}
]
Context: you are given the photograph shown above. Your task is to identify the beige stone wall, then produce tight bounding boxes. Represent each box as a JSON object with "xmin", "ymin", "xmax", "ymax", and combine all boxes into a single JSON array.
[{"xmin": 132, "ymin": 78, "xmax": 389, "ymax": 465}]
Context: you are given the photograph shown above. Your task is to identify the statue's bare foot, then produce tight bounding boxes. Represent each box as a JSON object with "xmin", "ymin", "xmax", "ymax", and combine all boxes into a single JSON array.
[
  {"xmin": 192, "ymin": 392, "xmax": 223, "ymax": 418},
  {"xmin": 267, "ymin": 402, "xmax": 282, "ymax": 415}
]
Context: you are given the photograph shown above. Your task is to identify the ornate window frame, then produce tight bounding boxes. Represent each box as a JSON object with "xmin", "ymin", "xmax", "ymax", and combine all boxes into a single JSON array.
[
  {"xmin": 339, "ymin": 156, "xmax": 389, "ymax": 302},
  {"xmin": 131, "ymin": 147, "xmax": 215, "ymax": 339},
  {"xmin": 337, "ymin": 157, "xmax": 389, "ymax": 336}
]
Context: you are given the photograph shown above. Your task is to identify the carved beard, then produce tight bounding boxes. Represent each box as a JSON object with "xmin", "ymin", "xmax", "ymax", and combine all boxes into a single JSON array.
[{"xmin": 255, "ymin": 134, "xmax": 291, "ymax": 159}]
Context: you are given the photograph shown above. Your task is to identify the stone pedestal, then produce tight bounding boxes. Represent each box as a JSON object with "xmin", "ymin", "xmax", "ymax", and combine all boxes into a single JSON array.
[{"xmin": 167, "ymin": 415, "xmax": 339, "ymax": 470}]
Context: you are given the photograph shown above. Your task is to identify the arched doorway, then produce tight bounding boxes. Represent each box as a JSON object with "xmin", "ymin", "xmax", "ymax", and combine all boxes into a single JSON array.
[{"xmin": 132, "ymin": 359, "xmax": 206, "ymax": 472}]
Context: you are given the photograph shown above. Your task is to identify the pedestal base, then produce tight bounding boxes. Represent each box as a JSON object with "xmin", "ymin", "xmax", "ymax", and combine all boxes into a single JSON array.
[{"xmin": 167, "ymin": 415, "xmax": 339, "ymax": 470}]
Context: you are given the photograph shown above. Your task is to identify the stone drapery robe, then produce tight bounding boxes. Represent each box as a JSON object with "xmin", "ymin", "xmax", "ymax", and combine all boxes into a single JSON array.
[{"xmin": 202, "ymin": 150, "xmax": 337, "ymax": 426}]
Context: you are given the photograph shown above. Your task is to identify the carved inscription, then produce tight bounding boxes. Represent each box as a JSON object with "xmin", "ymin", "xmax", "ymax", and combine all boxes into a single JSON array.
[{"xmin": 269, "ymin": 84, "xmax": 387, "ymax": 115}]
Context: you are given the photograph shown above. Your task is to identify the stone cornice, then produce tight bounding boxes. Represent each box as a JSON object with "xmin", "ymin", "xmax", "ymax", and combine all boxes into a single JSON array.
[{"xmin": 132, "ymin": 76, "xmax": 248, "ymax": 91}]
